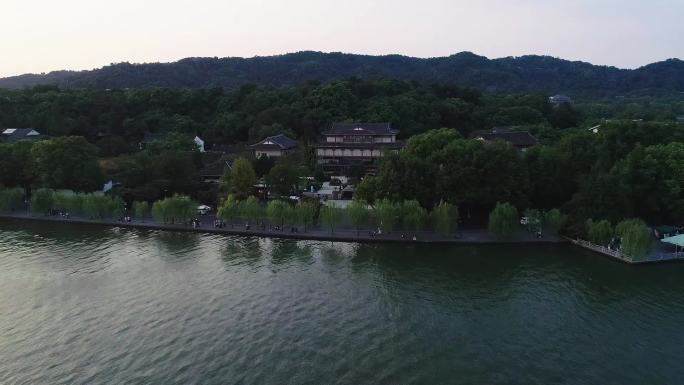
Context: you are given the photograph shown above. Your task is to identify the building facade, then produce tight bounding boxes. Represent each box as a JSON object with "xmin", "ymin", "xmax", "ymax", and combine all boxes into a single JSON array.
[
  {"xmin": 315, "ymin": 123, "xmax": 404, "ymax": 176},
  {"xmin": 250, "ymin": 134, "xmax": 298, "ymax": 158}
]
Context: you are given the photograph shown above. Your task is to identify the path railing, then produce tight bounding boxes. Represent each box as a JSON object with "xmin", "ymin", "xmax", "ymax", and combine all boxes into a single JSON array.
[{"xmin": 571, "ymin": 238, "xmax": 634, "ymax": 263}]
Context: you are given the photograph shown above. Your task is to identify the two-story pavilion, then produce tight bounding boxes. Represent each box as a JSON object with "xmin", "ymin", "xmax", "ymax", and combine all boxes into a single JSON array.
[{"xmin": 315, "ymin": 122, "xmax": 404, "ymax": 176}]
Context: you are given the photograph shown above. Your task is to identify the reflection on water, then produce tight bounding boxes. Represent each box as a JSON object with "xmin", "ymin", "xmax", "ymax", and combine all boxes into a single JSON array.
[{"xmin": 0, "ymin": 219, "xmax": 683, "ymax": 385}]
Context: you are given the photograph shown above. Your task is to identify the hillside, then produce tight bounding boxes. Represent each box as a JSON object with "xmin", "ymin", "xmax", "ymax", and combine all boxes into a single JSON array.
[{"xmin": 0, "ymin": 51, "xmax": 682, "ymax": 96}]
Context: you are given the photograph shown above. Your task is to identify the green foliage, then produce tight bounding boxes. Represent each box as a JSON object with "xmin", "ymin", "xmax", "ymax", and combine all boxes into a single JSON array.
[
  {"xmin": 0, "ymin": 188, "xmax": 24, "ymax": 211},
  {"xmin": 83, "ymin": 193, "xmax": 113, "ymax": 220},
  {"xmin": 403, "ymin": 200, "xmax": 429, "ymax": 232},
  {"xmin": 31, "ymin": 137, "xmax": 103, "ymax": 191},
  {"xmin": 266, "ymin": 200, "xmax": 290, "ymax": 227},
  {"xmin": 354, "ymin": 177, "xmax": 377, "ymax": 205},
  {"xmin": 320, "ymin": 203, "xmax": 343, "ymax": 234},
  {"xmin": 226, "ymin": 158, "xmax": 256, "ymax": 200},
  {"xmin": 586, "ymin": 219, "xmax": 614, "ymax": 246},
  {"xmin": 375, "ymin": 199, "xmax": 400, "ymax": 233},
  {"xmin": 295, "ymin": 201, "xmax": 318, "ymax": 232},
  {"xmin": 217, "ymin": 195, "xmax": 240, "ymax": 224},
  {"xmin": 615, "ymin": 219, "xmax": 654, "ymax": 261},
  {"xmin": 543, "ymin": 209, "xmax": 566, "ymax": 235},
  {"xmin": 431, "ymin": 201, "xmax": 459, "ymax": 235},
  {"xmin": 240, "ymin": 196, "xmax": 262, "ymax": 225},
  {"xmin": 346, "ymin": 199, "xmax": 370, "ymax": 234},
  {"xmin": 488, "ymin": 202, "xmax": 519, "ymax": 240},
  {"xmin": 151, "ymin": 195, "xmax": 197, "ymax": 224},
  {"xmin": 132, "ymin": 201, "xmax": 149, "ymax": 222},
  {"xmin": 30, "ymin": 189, "xmax": 54, "ymax": 215},
  {"xmin": 266, "ymin": 160, "xmax": 302, "ymax": 196}
]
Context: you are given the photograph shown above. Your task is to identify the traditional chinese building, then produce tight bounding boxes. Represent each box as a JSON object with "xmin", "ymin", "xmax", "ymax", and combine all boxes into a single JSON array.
[
  {"xmin": 250, "ymin": 134, "xmax": 298, "ymax": 158},
  {"xmin": 315, "ymin": 122, "xmax": 404, "ymax": 176}
]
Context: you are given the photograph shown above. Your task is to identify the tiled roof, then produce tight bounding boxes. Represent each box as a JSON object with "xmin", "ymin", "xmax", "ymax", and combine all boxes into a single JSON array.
[
  {"xmin": 1, "ymin": 128, "xmax": 43, "ymax": 143},
  {"xmin": 473, "ymin": 130, "xmax": 538, "ymax": 147},
  {"xmin": 250, "ymin": 134, "xmax": 298, "ymax": 150},
  {"xmin": 324, "ymin": 122, "xmax": 398, "ymax": 136}
]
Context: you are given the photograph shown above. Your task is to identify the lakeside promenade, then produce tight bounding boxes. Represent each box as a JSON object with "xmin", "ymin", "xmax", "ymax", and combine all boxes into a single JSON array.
[{"xmin": 0, "ymin": 212, "xmax": 564, "ymax": 245}]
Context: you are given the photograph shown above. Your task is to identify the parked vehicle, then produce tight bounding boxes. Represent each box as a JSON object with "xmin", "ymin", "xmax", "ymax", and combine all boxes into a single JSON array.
[{"xmin": 197, "ymin": 205, "xmax": 212, "ymax": 216}]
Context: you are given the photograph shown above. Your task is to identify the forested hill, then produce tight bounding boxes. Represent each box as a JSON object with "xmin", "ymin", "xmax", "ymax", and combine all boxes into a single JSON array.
[{"xmin": 0, "ymin": 51, "xmax": 682, "ymax": 97}]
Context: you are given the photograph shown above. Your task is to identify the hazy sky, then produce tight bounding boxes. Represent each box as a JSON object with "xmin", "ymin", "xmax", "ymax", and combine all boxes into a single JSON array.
[{"xmin": 1, "ymin": 0, "xmax": 682, "ymax": 77}]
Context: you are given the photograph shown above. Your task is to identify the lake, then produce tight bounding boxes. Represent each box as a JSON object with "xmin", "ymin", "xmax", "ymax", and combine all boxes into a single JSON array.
[{"xmin": 0, "ymin": 220, "xmax": 682, "ymax": 384}]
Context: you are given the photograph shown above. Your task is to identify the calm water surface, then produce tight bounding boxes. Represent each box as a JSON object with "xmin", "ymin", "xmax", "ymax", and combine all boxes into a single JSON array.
[{"xmin": 0, "ymin": 220, "xmax": 683, "ymax": 384}]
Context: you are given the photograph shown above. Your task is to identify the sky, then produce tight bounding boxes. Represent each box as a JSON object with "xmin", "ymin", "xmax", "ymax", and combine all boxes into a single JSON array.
[{"xmin": 0, "ymin": 0, "xmax": 682, "ymax": 77}]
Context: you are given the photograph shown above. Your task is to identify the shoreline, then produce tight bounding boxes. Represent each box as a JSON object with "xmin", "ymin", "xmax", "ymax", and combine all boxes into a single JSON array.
[{"xmin": 0, "ymin": 212, "xmax": 565, "ymax": 245}]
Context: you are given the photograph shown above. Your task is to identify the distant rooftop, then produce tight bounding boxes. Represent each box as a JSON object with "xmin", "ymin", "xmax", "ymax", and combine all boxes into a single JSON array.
[
  {"xmin": 471, "ymin": 128, "xmax": 538, "ymax": 148},
  {"xmin": 324, "ymin": 122, "xmax": 398, "ymax": 136},
  {"xmin": 1, "ymin": 128, "xmax": 43, "ymax": 143},
  {"xmin": 250, "ymin": 134, "xmax": 298, "ymax": 150}
]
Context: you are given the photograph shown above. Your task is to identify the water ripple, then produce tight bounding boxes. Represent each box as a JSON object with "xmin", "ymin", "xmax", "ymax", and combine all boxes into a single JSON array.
[{"xmin": 0, "ymin": 221, "xmax": 683, "ymax": 384}]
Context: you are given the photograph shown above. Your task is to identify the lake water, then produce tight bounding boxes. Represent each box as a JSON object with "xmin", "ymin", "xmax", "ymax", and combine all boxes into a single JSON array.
[{"xmin": 0, "ymin": 220, "xmax": 683, "ymax": 384}]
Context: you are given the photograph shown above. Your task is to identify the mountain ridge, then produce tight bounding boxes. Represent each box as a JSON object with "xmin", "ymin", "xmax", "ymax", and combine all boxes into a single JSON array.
[{"xmin": 0, "ymin": 51, "xmax": 682, "ymax": 97}]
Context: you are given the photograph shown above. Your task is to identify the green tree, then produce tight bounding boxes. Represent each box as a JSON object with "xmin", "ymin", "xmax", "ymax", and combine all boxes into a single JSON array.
[
  {"xmin": 266, "ymin": 160, "xmax": 302, "ymax": 197},
  {"xmin": 0, "ymin": 188, "xmax": 24, "ymax": 211},
  {"xmin": 241, "ymin": 196, "xmax": 262, "ymax": 225},
  {"xmin": 585, "ymin": 219, "xmax": 614, "ymax": 246},
  {"xmin": 431, "ymin": 200, "xmax": 459, "ymax": 235},
  {"xmin": 226, "ymin": 158, "xmax": 257, "ymax": 200},
  {"xmin": 295, "ymin": 201, "xmax": 318, "ymax": 232},
  {"xmin": 347, "ymin": 199, "xmax": 369, "ymax": 235},
  {"xmin": 543, "ymin": 209, "xmax": 566, "ymax": 236},
  {"xmin": 403, "ymin": 200, "xmax": 429, "ymax": 232},
  {"xmin": 615, "ymin": 219, "xmax": 654, "ymax": 261},
  {"xmin": 488, "ymin": 202, "xmax": 519, "ymax": 240},
  {"xmin": 375, "ymin": 199, "xmax": 399, "ymax": 233},
  {"xmin": 31, "ymin": 136, "xmax": 104, "ymax": 191},
  {"xmin": 133, "ymin": 201, "xmax": 149, "ymax": 222},
  {"xmin": 267, "ymin": 200, "xmax": 290, "ymax": 228},
  {"xmin": 30, "ymin": 189, "xmax": 54, "ymax": 215},
  {"xmin": 217, "ymin": 195, "xmax": 240, "ymax": 226},
  {"xmin": 320, "ymin": 203, "xmax": 343, "ymax": 234}
]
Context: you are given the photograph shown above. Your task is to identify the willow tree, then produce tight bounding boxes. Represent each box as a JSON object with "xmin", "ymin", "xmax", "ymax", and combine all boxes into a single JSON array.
[
  {"xmin": 217, "ymin": 195, "xmax": 240, "ymax": 227},
  {"xmin": 295, "ymin": 201, "xmax": 318, "ymax": 232},
  {"xmin": 431, "ymin": 200, "xmax": 458, "ymax": 235},
  {"xmin": 30, "ymin": 188, "xmax": 54, "ymax": 215},
  {"xmin": 586, "ymin": 219, "xmax": 613, "ymax": 246},
  {"xmin": 616, "ymin": 219, "xmax": 654, "ymax": 261},
  {"xmin": 267, "ymin": 200, "xmax": 290, "ymax": 228},
  {"xmin": 240, "ymin": 196, "xmax": 262, "ymax": 225},
  {"xmin": 133, "ymin": 201, "xmax": 149, "ymax": 222},
  {"xmin": 347, "ymin": 199, "xmax": 369, "ymax": 235},
  {"xmin": 320, "ymin": 203, "xmax": 343, "ymax": 234},
  {"xmin": 375, "ymin": 199, "xmax": 399, "ymax": 233},
  {"xmin": 0, "ymin": 188, "xmax": 24, "ymax": 212},
  {"xmin": 488, "ymin": 202, "xmax": 519, "ymax": 240}
]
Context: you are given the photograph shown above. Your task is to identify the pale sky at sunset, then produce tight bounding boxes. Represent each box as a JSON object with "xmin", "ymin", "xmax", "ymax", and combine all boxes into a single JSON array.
[{"xmin": 1, "ymin": 0, "xmax": 682, "ymax": 77}]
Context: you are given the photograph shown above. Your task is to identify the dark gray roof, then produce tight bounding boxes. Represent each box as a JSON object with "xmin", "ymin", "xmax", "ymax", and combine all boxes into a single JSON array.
[
  {"xmin": 324, "ymin": 122, "xmax": 398, "ymax": 136},
  {"xmin": 1, "ymin": 128, "xmax": 43, "ymax": 143},
  {"xmin": 250, "ymin": 134, "xmax": 298, "ymax": 150},
  {"xmin": 473, "ymin": 130, "xmax": 538, "ymax": 148}
]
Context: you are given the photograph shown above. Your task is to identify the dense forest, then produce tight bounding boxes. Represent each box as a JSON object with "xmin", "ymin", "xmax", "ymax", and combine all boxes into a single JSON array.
[
  {"xmin": 1, "ymin": 79, "xmax": 682, "ymax": 155},
  {"xmin": 0, "ymin": 78, "xmax": 683, "ymax": 234},
  {"xmin": 1, "ymin": 52, "xmax": 683, "ymax": 97}
]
